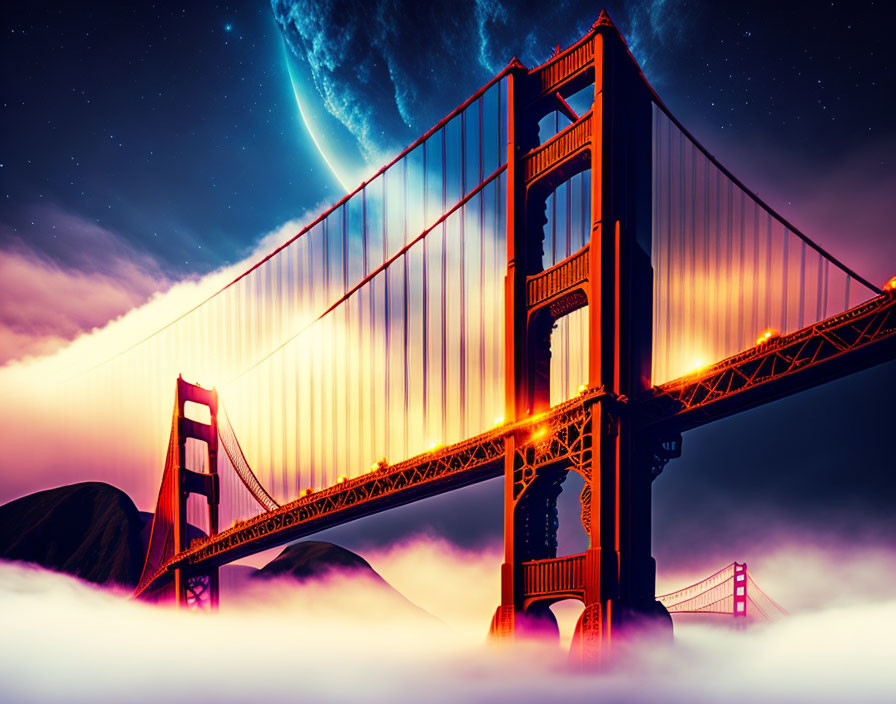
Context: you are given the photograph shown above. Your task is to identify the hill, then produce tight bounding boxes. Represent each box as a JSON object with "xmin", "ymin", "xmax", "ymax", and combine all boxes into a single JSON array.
[{"xmin": 0, "ymin": 481, "xmax": 148, "ymax": 587}]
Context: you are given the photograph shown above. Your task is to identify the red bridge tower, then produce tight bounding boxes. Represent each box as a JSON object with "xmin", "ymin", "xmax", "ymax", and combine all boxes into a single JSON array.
[{"xmin": 490, "ymin": 11, "xmax": 674, "ymax": 660}]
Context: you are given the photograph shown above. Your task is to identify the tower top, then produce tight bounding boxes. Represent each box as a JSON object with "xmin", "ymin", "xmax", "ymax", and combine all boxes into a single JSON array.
[{"xmin": 593, "ymin": 9, "xmax": 616, "ymax": 30}]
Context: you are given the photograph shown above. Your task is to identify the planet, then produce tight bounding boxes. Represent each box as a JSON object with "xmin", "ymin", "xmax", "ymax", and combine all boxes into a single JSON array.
[{"xmin": 270, "ymin": 1, "xmax": 670, "ymax": 191}]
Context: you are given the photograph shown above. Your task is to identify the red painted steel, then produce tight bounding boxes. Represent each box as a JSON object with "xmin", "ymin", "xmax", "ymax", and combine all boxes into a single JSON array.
[
  {"xmin": 137, "ymin": 376, "xmax": 220, "ymax": 607},
  {"xmin": 523, "ymin": 111, "xmax": 592, "ymax": 189},
  {"xmin": 526, "ymin": 244, "xmax": 589, "ymax": 312},
  {"xmin": 733, "ymin": 563, "xmax": 748, "ymax": 618}
]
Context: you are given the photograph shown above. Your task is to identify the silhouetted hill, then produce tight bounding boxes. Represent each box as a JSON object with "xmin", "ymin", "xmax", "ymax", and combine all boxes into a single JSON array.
[
  {"xmin": 254, "ymin": 541, "xmax": 382, "ymax": 581},
  {"xmin": 0, "ymin": 485, "xmax": 428, "ymax": 618},
  {"xmin": 0, "ymin": 481, "xmax": 148, "ymax": 587},
  {"xmin": 252, "ymin": 541, "xmax": 433, "ymax": 617}
]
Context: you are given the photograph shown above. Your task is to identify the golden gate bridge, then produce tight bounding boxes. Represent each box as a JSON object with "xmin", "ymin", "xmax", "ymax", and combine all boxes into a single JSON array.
[
  {"xmin": 658, "ymin": 563, "xmax": 787, "ymax": 622},
  {"xmin": 66, "ymin": 11, "xmax": 895, "ymax": 662}
]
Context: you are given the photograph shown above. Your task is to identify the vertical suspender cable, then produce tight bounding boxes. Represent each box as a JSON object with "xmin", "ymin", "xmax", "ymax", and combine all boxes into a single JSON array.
[
  {"xmin": 782, "ymin": 228, "xmax": 789, "ymax": 332},
  {"xmin": 478, "ymin": 97, "xmax": 486, "ymax": 424},
  {"xmin": 441, "ymin": 127, "xmax": 448, "ymax": 443},
  {"xmin": 383, "ymin": 175, "xmax": 390, "ymax": 458},
  {"xmin": 402, "ymin": 156, "xmax": 410, "ymax": 460},
  {"xmin": 422, "ymin": 139, "xmax": 429, "ymax": 445},
  {"xmin": 459, "ymin": 110, "xmax": 467, "ymax": 436},
  {"xmin": 798, "ymin": 239, "xmax": 806, "ymax": 330}
]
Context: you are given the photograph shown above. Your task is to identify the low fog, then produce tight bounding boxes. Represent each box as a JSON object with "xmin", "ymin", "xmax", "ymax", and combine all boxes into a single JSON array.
[{"xmin": 1, "ymin": 536, "xmax": 894, "ymax": 703}]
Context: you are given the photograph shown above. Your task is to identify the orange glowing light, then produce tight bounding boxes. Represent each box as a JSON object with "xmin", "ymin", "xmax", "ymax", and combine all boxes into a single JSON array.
[
  {"xmin": 755, "ymin": 329, "xmax": 779, "ymax": 345},
  {"xmin": 530, "ymin": 427, "xmax": 547, "ymax": 442},
  {"xmin": 493, "ymin": 416, "xmax": 505, "ymax": 426},
  {"xmin": 577, "ymin": 383, "xmax": 588, "ymax": 395},
  {"xmin": 688, "ymin": 359, "xmax": 707, "ymax": 374},
  {"xmin": 884, "ymin": 275, "xmax": 896, "ymax": 292},
  {"xmin": 336, "ymin": 476, "xmax": 346, "ymax": 484},
  {"xmin": 428, "ymin": 441, "xmax": 443, "ymax": 451},
  {"xmin": 299, "ymin": 488, "xmax": 315, "ymax": 498}
]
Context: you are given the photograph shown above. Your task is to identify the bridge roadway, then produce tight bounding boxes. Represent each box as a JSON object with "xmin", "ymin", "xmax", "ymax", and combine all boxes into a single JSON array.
[{"xmin": 135, "ymin": 292, "xmax": 896, "ymax": 597}]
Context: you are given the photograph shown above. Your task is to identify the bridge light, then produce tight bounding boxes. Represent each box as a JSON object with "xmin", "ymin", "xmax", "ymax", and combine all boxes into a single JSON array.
[
  {"xmin": 530, "ymin": 426, "xmax": 547, "ymax": 442},
  {"xmin": 577, "ymin": 383, "xmax": 588, "ymax": 395},
  {"xmin": 299, "ymin": 488, "xmax": 315, "ymax": 498},
  {"xmin": 884, "ymin": 275, "xmax": 896, "ymax": 292},
  {"xmin": 755, "ymin": 329, "xmax": 779, "ymax": 345},
  {"xmin": 687, "ymin": 359, "xmax": 707, "ymax": 374},
  {"xmin": 336, "ymin": 476, "xmax": 346, "ymax": 484},
  {"xmin": 370, "ymin": 457, "xmax": 388, "ymax": 472},
  {"xmin": 428, "ymin": 441, "xmax": 443, "ymax": 451},
  {"xmin": 493, "ymin": 416, "xmax": 505, "ymax": 426}
]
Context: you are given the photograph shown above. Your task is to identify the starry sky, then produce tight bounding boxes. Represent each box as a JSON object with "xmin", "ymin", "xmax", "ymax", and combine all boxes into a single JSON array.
[
  {"xmin": 1, "ymin": 1, "xmax": 894, "ymax": 567},
  {"xmin": 2, "ymin": 1, "xmax": 894, "ymax": 362}
]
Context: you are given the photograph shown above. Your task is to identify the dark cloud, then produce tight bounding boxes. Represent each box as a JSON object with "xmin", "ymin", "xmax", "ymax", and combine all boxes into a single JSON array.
[{"xmin": 272, "ymin": 0, "xmax": 692, "ymax": 159}]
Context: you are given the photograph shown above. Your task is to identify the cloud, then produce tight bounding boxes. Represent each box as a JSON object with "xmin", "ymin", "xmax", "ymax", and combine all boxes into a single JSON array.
[
  {"xmin": 272, "ymin": 1, "xmax": 692, "ymax": 163},
  {"xmin": 1, "ymin": 536, "xmax": 895, "ymax": 703},
  {"xmin": 0, "ymin": 209, "xmax": 322, "ymax": 506},
  {"xmin": 0, "ymin": 208, "xmax": 172, "ymax": 365}
]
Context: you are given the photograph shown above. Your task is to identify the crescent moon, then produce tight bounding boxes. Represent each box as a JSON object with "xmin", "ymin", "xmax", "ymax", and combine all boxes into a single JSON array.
[{"xmin": 282, "ymin": 41, "xmax": 353, "ymax": 193}]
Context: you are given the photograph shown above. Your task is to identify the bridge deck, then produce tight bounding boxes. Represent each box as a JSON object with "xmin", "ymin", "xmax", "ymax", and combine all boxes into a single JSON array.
[{"xmin": 136, "ymin": 293, "xmax": 895, "ymax": 598}]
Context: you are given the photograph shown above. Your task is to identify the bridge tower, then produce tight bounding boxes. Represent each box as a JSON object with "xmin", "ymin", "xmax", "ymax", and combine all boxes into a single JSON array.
[
  {"xmin": 136, "ymin": 376, "xmax": 221, "ymax": 607},
  {"xmin": 733, "ymin": 562, "xmax": 748, "ymax": 618},
  {"xmin": 491, "ymin": 11, "xmax": 673, "ymax": 660}
]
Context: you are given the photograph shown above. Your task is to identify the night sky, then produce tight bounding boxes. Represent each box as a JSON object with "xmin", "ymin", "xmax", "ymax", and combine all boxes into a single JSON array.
[{"xmin": 1, "ymin": 2, "xmax": 894, "ymax": 568}]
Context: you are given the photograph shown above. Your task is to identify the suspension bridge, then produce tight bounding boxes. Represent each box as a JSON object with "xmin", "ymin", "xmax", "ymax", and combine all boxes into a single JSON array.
[
  {"xmin": 68, "ymin": 11, "xmax": 895, "ymax": 661},
  {"xmin": 658, "ymin": 563, "xmax": 787, "ymax": 622}
]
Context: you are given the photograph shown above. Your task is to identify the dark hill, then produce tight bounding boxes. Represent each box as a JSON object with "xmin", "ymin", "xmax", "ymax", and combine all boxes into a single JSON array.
[
  {"xmin": 254, "ymin": 541, "xmax": 383, "ymax": 581},
  {"xmin": 0, "ymin": 481, "xmax": 148, "ymax": 587},
  {"xmin": 0, "ymin": 484, "xmax": 430, "ymax": 619},
  {"xmin": 252, "ymin": 541, "xmax": 433, "ymax": 618}
]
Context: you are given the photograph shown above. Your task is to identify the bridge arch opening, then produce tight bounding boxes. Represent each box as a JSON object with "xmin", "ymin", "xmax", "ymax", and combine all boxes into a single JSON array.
[
  {"xmin": 555, "ymin": 468, "xmax": 590, "ymax": 557},
  {"xmin": 550, "ymin": 598, "xmax": 586, "ymax": 650},
  {"xmin": 184, "ymin": 400, "xmax": 211, "ymax": 424},
  {"xmin": 541, "ymin": 170, "xmax": 591, "ymax": 271},
  {"xmin": 536, "ymin": 83, "xmax": 595, "ymax": 146},
  {"xmin": 549, "ymin": 308, "xmax": 589, "ymax": 407}
]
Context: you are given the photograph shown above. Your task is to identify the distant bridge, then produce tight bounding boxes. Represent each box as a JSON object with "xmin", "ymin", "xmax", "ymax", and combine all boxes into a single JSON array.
[{"xmin": 659, "ymin": 563, "xmax": 788, "ymax": 621}]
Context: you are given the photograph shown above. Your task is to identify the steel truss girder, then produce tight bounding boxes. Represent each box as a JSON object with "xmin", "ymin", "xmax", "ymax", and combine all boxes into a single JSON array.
[
  {"xmin": 136, "ymin": 428, "xmax": 506, "ymax": 595},
  {"xmin": 135, "ymin": 394, "xmax": 605, "ymax": 598},
  {"xmin": 512, "ymin": 395, "xmax": 595, "ymax": 501},
  {"xmin": 135, "ymin": 297, "xmax": 894, "ymax": 600},
  {"xmin": 641, "ymin": 293, "xmax": 896, "ymax": 432}
]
